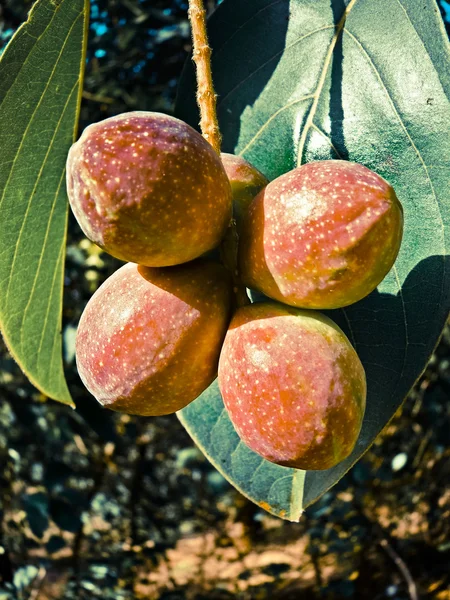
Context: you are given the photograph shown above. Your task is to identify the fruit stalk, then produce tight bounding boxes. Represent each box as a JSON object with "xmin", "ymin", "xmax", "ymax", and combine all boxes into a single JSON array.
[
  {"xmin": 188, "ymin": 0, "xmax": 248, "ymax": 307},
  {"xmin": 188, "ymin": 0, "xmax": 222, "ymax": 154},
  {"xmin": 219, "ymin": 222, "xmax": 250, "ymax": 308}
]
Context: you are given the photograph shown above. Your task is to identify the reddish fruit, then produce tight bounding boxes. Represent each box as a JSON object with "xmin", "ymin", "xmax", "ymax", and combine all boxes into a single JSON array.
[
  {"xmin": 218, "ymin": 302, "xmax": 366, "ymax": 470},
  {"xmin": 220, "ymin": 153, "xmax": 268, "ymax": 223},
  {"xmin": 67, "ymin": 112, "xmax": 232, "ymax": 267},
  {"xmin": 76, "ymin": 260, "xmax": 233, "ymax": 416},
  {"xmin": 239, "ymin": 160, "xmax": 403, "ymax": 309}
]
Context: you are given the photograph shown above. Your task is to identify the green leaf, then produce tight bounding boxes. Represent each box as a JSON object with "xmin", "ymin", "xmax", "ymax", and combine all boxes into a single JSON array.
[
  {"xmin": 0, "ymin": 0, "xmax": 90, "ymax": 405},
  {"xmin": 176, "ymin": 0, "xmax": 450, "ymax": 519}
]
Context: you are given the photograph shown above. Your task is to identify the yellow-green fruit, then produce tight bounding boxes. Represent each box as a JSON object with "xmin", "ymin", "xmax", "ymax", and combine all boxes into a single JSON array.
[
  {"xmin": 67, "ymin": 112, "xmax": 232, "ymax": 266},
  {"xmin": 221, "ymin": 153, "xmax": 268, "ymax": 225}
]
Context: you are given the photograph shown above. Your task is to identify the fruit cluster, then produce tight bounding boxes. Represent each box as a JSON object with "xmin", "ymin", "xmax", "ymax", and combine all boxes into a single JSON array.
[{"xmin": 67, "ymin": 111, "xmax": 403, "ymax": 471}]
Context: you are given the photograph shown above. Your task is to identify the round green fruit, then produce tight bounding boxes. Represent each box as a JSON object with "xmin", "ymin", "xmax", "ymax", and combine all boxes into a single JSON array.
[
  {"xmin": 76, "ymin": 260, "xmax": 233, "ymax": 416},
  {"xmin": 239, "ymin": 160, "xmax": 403, "ymax": 309},
  {"xmin": 67, "ymin": 112, "xmax": 232, "ymax": 266},
  {"xmin": 218, "ymin": 302, "xmax": 366, "ymax": 471}
]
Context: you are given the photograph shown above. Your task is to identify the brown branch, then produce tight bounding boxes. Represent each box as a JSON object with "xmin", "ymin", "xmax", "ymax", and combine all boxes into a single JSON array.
[
  {"xmin": 379, "ymin": 538, "xmax": 419, "ymax": 600},
  {"xmin": 187, "ymin": 0, "xmax": 249, "ymax": 307},
  {"xmin": 82, "ymin": 91, "xmax": 114, "ymax": 105},
  {"xmin": 188, "ymin": 0, "xmax": 222, "ymax": 154},
  {"xmin": 356, "ymin": 499, "xmax": 419, "ymax": 600},
  {"xmin": 355, "ymin": 498, "xmax": 420, "ymax": 600}
]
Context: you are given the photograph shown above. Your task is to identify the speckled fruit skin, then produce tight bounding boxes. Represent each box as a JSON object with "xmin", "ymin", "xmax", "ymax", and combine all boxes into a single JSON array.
[
  {"xmin": 220, "ymin": 153, "xmax": 268, "ymax": 224},
  {"xmin": 218, "ymin": 302, "xmax": 366, "ymax": 470},
  {"xmin": 239, "ymin": 160, "xmax": 403, "ymax": 309},
  {"xmin": 76, "ymin": 260, "xmax": 233, "ymax": 416},
  {"xmin": 67, "ymin": 112, "xmax": 232, "ymax": 266}
]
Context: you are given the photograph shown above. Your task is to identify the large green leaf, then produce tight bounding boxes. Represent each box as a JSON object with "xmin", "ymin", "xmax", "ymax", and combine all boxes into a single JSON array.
[
  {"xmin": 176, "ymin": 0, "xmax": 450, "ymax": 520},
  {"xmin": 0, "ymin": 0, "xmax": 90, "ymax": 405}
]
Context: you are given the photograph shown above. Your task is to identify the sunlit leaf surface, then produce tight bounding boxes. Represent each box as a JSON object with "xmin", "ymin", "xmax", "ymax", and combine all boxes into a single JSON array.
[
  {"xmin": 177, "ymin": 0, "xmax": 450, "ymax": 519},
  {"xmin": 0, "ymin": 0, "xmax": 90, "ymax": 405}
]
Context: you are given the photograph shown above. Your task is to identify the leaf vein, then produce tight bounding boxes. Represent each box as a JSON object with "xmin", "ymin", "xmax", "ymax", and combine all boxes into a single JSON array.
[
  {"xmin": 218, "ymin": 25, "xmax": 333, "ymax": 109},
  {"xmin": 37, "ymin": 240, "xmax": 66, "ymax": 374},
  {"xmin": 0, "ymin": 3, "xmax": 83, "ymax": 109},
  {"xmin": 19, "ymin": 152, "xmax": 70, "ymax": 356},
  {"xmin": 289, "ymin": 469, "xmax": 305, "ymax": 521},
  {"xmin": 341, "ymin": 307, "xmax": 357, "ymax": 347},
  {"xmin": 392, "ymin": 265, "xmax": 409, "ymax": 385},
  {"xmin": 3, "ymin": 37, "xmax": 82, "ymax": 311},
  {"xmin": 296, "ymin": 0, "xmax": 359, "ymax": 166},
  {"xmin": 0, "ymin": 12, "xmax": 83, "ymax": 212},
  {"xmin": 343, "ymin": 27, "xmax": 447, "ymax": 391},
  {"xmin": 238, "ymin": 95, "xmax": 314, "ymax": 156},
  {"xmin": 342, "ymin": 28, "xmax": 446, "ymax": 254},
  {"xmin": 311, "ymin": 122, "xmax": 343, "ymax": 158},
  {"xmin": 248, "ymin": 458, "xmax": 268, "ymax": 485}
]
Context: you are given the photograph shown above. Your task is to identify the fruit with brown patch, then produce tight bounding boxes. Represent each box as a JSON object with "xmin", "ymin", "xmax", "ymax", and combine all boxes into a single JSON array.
[
  {"xmin": 76, "ymin": 260, "xmax": 233, "ymax": 416},
  {"xmin": 239, "ymin": 160, "xmax": 403, "ymax": 309},
  {"xmin": 218, "ymin": 302, "xmax": 366, "ymax": 470},
  {"xmin": 67, "ymin": 111, "xmax": 232, "ymax": 267}
]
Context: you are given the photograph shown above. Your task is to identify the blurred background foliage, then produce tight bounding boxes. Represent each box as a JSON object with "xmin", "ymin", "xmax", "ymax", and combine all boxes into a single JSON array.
[
  {"xmin": 1, "ymin": 0, "xmax": 220, "ymax": 123},
  {"xmin": 0, "ymin": 1, "xmax": 449, "ymax": 599}
]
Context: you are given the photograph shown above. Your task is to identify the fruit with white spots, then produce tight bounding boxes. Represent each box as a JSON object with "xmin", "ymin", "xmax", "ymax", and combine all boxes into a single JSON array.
[
  {"xmin": 67, "ymin": 111, "xmax": 232, "ymax": 267},
  {"xmin": 220, "ymin": 153, "xmax": 268, "ymax": 225},
  {"xmin": 76, "ymin": 260, "xmax": 233, "ymax": 416},
  {"xmin": 239, "ymin": 160, "xmax": 403, "ymax": 309},
  {"xmin": 218, "ymin": 302, "xmax": 366, "ymax": 470}
]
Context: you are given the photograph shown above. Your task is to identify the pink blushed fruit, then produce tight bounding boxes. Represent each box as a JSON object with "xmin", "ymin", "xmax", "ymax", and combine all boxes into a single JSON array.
[
  {"xmin": 67, "ymin": 112, "xmax": 232, "ymax": 267},
  {"xmin": 76, "ymin": 260, "xmax": 233, "ymax": 416},
  {"xmin": 239, "ymin": 160, "xmax": 403, "ymax": 309},
  {"xmin": 218, "ymin": 302, "xmax": 366, "ymax": 470}
]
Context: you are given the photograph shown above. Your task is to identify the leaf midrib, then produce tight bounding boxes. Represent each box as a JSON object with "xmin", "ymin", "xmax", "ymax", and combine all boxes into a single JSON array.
[
  {"xmin": 296, "ymin": 0, "xmax": 359, "ymax": 166},
  {"xmin": 0, "ymin": 12, "xmax": 83, "ymax": 212},
  {"xmin": 2, "ymin": 16, "xmax": 82, "ymax": 315},
  {"xmin": 6, "ymin": 82, "xmax": 78, "ymax": 330},
  {"xmin": 0, "ymin": 4, "xmax": 60, "ymax": 106},
  {"xmin": 342, "ymin": 26, "xmax": 448, "ymax": 393},
  {"xmin": 218, "ymin": 25, "xmax": 334, "ymax": 110}
]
